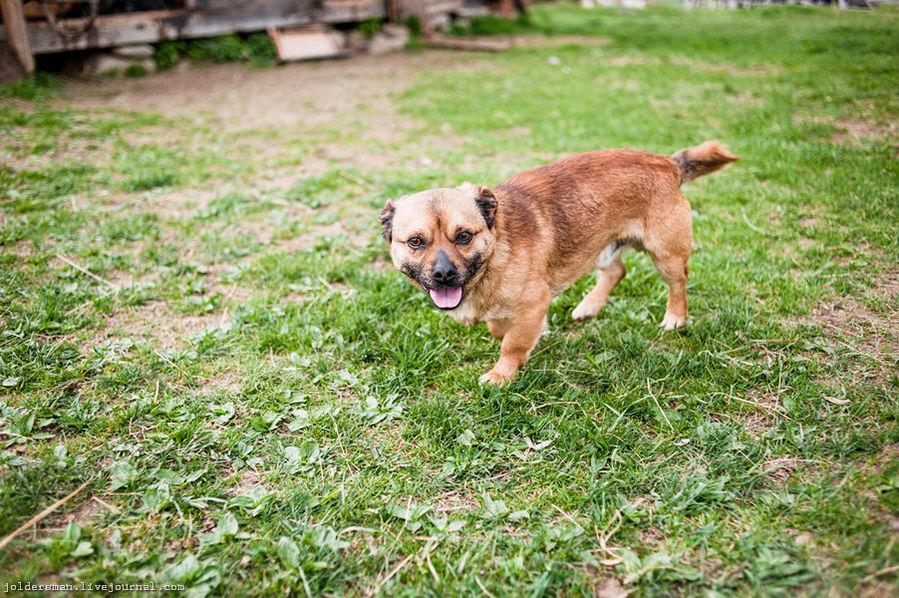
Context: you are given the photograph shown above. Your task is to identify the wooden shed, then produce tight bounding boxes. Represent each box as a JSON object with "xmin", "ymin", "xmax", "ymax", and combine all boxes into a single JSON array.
[{"xmin": 0, "ymin": 0, "xmax": 475, "ymax": 77}]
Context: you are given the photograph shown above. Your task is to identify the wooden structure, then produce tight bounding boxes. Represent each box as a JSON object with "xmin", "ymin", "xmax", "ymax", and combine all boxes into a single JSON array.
[
  {"xmin": 1, "ymin": 0, "xmax": 34, "ymax": 73},
  {"xmin": 0, "ymin": 0, "xmax": 505, "ymax": 77},
  {"xmin": 1, "ymin": 0, "xmax": 387, "ymax": 70}
]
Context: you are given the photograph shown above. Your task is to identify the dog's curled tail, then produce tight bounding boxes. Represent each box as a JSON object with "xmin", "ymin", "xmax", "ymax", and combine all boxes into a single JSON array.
[{"xmin": 671, "ymin": 141, "xmax": 739, "ymax": 185}]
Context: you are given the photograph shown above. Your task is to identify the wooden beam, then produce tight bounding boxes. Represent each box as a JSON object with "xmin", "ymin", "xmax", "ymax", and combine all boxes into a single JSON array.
[
  {"xmin": 422, "ymin": 33, "xmax": 511, "ymax": 52},
  {"xmin": 1, "ymin": 1, "xmax": 386, "ymax": 55},
  {"xmin": 0, "ymin": 0, "xmax": 34, "ymax": 72}
]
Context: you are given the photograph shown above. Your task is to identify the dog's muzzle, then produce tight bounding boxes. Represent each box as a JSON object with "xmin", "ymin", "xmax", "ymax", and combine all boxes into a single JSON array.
[{"xmin": 426, "ymin": 251, "xmax": 464, "ymax": 309}]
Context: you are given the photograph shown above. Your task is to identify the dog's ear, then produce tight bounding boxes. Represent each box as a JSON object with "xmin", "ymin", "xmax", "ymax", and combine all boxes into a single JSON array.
[
  {"xmin": 473, "ymin": 185, "xmax": 497, "ymax": 230},
  {"xmin": 380, "ymin": 199, "xmax": 396, "ymax": 242}
]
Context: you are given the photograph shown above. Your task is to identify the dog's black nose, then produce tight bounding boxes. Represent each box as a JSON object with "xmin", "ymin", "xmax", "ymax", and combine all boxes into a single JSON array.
[{"xmin": 432, "ymin": 250, "xmax": 457, "ymax": 285}]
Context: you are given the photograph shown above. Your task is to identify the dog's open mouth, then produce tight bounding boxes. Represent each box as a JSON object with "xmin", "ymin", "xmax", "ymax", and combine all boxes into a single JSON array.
[{"xmin": 429, "ymin": 287, "xmax": 463, "ymax": 310}]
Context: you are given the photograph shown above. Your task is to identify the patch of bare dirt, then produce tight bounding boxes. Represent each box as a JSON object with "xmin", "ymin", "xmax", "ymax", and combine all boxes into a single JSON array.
[
  {"xmin": 606, "ymin": 56, "xmax": 662, "ymax": 66},
  {"xmin": 859, "ymin": 582, "xmax": 899, "ymax": 598},
  {"xmin": 277, "ymin": 291, "xmax": 307, "ymax": 307},
  {"xmin": 87, "ymin": 300, "xmax": 231, "ymax": 351},
  {"xmin": 205, "ymin": 278, "xmax": 254, "ymax": 303},
  {"xmin": 831, "ymin": 118, "xmax": 898, "ymax": 145},
  {"xmin": 763, "ymin": 456, "xmax": 802, "ymax": 486},
  {"xmin": 739, "ymin": 390, "xmax": 783, "ymax": 439},
  {"xmin": 6, "ymin": 239, "xmax": 37, "ymax": 257},
  {"xmin": 638, "ymin": 526, "xmax": 664, "ymax": 548},
  {"xmin": 3, "ymin": 133, "xmax": 116, "ymax": 176},
  {"xmin": 274, "ymin": 220, "xmax": 352, "ymax": 254},
  {"xmin": 433, "ymin": 488, "xmax": 478, "ymax": 514},
  {"xmin": 197, "ymin": 369, "xmax": 242, "ymax": 394},
  {"xmin": 798, "ymin": 270, "xmax": 898, "ymax": 389},
  {"xmin": 228, "ymin": 468, "xmax": 268, "ymax": 497},
  {"xmin": 804, "ymin": 294, "xmax": 897, "ymax": 358},
  {"xmin": 799, "ymin": 216, "xmax": 819, "ymax": 228},
  {"xmin": 669, "ymin": 56, "xmax": 779, "ymax": 77},
  {"xmin": 511, "ymin": 34, "xmax": 611, "ymax": 48},
  {"xmin": 52, "ymin": 51, "xmax": 499, "ymax": 219},
  {"xmin": 0, "ymin": 97, "xmax": 35, "ymax": 112},
  {"xmin": 733, "ymin": 91, "xmax": 762, "ymax": 106},
  {"xmin": 793, "ymin": 114, "xmax": 897, "ymax": 146},
  {"xmin": 40, "ymin": 496, "xmax": 105, "ymax": 538},
  {"xmin": 592, "ymin": 576, "xmax": 631, "ymax": 598},
  {"xmin": 137, "ymin": 187, "xmax": 221, "ymax": 221},
  {"xmin": 60, "ymin": 51, "xmax": 494, "ymax": 134},
  {"xmin": 103, "ymin": 267, "xmax": 161, "ymax": 289},
  {"xmin": 798, "ymin": 238, "xmax": 817, "ymax": 251}
]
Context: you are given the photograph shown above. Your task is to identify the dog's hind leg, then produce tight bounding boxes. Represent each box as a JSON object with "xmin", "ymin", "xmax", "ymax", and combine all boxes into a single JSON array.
[
  {"xmin": 646, "ymin": 197, "xmax": 692, "ymax": 330},
  {"xmin": 652, "ymin": 254, "xmax": 689, "ymax": 330},
  {"xmin": 572, "ymin": 254, "xmax": 626, "ymax": 322}
]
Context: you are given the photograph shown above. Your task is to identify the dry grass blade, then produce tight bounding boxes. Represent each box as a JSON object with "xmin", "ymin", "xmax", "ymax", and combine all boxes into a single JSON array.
[
  {"xmin": 0, "ymin": 481, "xmax": 90, "ymax": 551},
  {"xmin": 371, "ymin": 554, "xmax": 413, "ymax": 595},
  {"xmin": 55, "ymin": 254, "xmax": 120, "ymax": 292}
]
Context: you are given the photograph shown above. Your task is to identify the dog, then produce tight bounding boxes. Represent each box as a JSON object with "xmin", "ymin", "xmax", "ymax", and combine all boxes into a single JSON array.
[{"xmin": 379, "ymin": 141, "xmax": 738, "ymax": 386}]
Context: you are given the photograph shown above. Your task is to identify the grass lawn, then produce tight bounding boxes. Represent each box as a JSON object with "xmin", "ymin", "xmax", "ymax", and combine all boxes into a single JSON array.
[{"xmin": 1, "ymin": 4, "xmax": 897, "ymax": 596}]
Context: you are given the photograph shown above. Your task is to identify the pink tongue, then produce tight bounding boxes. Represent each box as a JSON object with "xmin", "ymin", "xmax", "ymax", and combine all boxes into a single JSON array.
[{"xmin": 429, "ymin": 287, "xmax": 463, "ymax": 309}]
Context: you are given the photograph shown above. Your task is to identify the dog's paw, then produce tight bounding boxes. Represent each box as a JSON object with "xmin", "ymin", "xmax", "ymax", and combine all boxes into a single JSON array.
[
  {"xmin": 659, "ymin": 312, "xmax": 686, "ymax": 330},
  {"xmin": 571, "ymin": 302, "xmax": 599, "ymax": 322},
  {"xmin": 478, "ymin": 370, "xmax": 511, "ymax": 387}
]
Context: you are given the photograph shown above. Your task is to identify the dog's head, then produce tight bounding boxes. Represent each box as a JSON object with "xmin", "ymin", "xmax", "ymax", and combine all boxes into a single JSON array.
[{"xmin": 380, "ymin": 183, "xmax": 498, "ymax": 310}]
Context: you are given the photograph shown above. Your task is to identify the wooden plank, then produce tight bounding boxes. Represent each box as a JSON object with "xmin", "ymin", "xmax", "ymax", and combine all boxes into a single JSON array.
[
  {"xmin": 268, "ymin": 26, "xmax": 345, "ymax": 61},
  {"xmin": 3, "ymin": 0, "xmax": 386, "ymax": 54},
  {"xmin": 0, "ymin": 0, "xmax": 35, "ymax": 72},
  {"xmin": 397, "ymin": 0, "xmax": 462, "ymax": 18},
  {"xmin": 422, "ymin": 33, "xmax": 511, "ymax": 52},
  {"xmin": 0, "ymin": 39, "xmax": 26, "ymax": 83},
  {"xmin": 422, "ymin": 0, "xmax": 463, "ymax": 15}
]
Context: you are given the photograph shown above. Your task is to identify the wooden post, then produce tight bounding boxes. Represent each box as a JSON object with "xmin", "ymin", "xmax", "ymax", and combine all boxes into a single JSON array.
[{"xmin": 0, "ymin": 0, "xmax": 34, "ymax": 73}]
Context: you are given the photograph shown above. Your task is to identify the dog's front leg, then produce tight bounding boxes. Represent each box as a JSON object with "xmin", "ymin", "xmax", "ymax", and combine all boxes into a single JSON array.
[
  {"xmin": 479, "ymin": 292, "xmax": 550, "ymax": 386},
  {"xmin": 487, "ymin": 319, "xmax": 511, "ymax": 340}
]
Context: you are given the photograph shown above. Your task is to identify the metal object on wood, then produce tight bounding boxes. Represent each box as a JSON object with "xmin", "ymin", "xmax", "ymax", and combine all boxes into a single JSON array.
[
  {"xmin": 39, "ymin": 0, "xmax": 98, "ymax": 38},
  {"xmin": 1, "ymin": 0, "xmax": 35, "ymax": 72}
]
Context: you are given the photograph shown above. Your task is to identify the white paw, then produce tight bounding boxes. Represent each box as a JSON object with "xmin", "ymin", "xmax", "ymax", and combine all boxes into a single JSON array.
[
  {"xmin": 478, "ymin": 371, "xmax": 510, "ymax": 387},
  {"xmin": 659, "ymin": 313, "xmax": 686, "ymax": 330},
  {"xmin": 571, "ymin": 302, "xmax": 598, "ymax": 322}
]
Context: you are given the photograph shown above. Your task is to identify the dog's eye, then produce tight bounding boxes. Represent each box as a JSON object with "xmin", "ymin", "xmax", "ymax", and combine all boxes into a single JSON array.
[
  {"xmin": 455, "ymin": 231, "xmax": 473, "ymax": 244},
  {"xmin": 407, "ymin": 237, "xmax": 424, "ymax": 249}
]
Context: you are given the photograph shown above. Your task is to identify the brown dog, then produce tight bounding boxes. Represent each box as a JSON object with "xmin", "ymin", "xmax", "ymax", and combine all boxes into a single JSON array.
[{"xmin": 380, "ymin": 141, "xmax": 738, "ymax": 386}]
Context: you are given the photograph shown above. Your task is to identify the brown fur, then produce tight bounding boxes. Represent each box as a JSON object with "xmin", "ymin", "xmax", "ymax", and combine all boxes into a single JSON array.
[{"xmin": 380, "ymin": 141, "xmax": 738, "ymax": 385}]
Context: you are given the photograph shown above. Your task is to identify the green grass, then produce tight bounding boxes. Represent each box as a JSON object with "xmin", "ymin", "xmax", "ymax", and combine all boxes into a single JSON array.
[
  {"xmin": 154, "ymin": 33, "xmax": 278, "ymax": 70},
  {"xmin": 1, "ymin": 5, "xmax": 898, "ymax": 596}
]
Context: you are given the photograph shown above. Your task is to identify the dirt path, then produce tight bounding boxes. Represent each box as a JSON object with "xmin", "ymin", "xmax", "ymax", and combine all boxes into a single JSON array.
[{"xmin": 61, "ymin": 51, "xmax": 487, "ymax": 132}]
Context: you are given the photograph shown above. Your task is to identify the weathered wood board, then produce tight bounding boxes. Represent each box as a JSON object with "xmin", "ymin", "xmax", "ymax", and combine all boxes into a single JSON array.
[
  {"xmin": 1, "ymin": 0, "xmax": 35, "ymax": 71},
  {"xmin": 268, "ymin": 26, "xmax": 347, "ymax": 61},
  {"xmin": 0, "ymin": 0, "xmax": 386, "ymax": 54}
]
